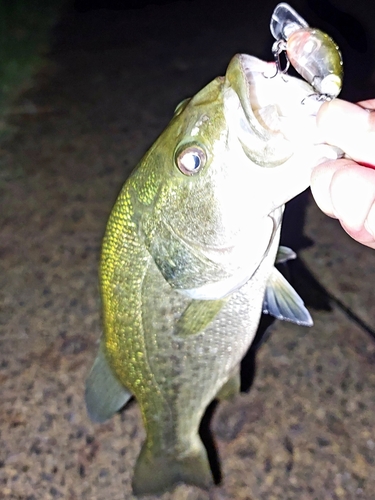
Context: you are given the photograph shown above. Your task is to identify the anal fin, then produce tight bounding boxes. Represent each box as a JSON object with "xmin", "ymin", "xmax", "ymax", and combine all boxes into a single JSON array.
[{"xmin": 85, "ymin": 341, "xmax": 132, "ymax": 423}]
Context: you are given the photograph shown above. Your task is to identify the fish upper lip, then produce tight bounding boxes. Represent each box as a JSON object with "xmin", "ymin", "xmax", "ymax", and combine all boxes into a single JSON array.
[
  {"xmin": 225, "ymin": 53, "xmax": 319, "ymax": 167},
  {"xmin": 234, "ymin": 54, "xmax": 286, "ymax": 135}
]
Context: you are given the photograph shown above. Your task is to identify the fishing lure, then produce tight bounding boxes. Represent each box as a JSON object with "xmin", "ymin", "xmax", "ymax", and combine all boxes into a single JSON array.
[{"xmin": 269, "ymin": 3, "xmax": 343, "ymax": 99}]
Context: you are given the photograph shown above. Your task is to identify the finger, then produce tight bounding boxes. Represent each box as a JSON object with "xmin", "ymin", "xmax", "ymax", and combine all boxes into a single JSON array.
[
  {"xmin": 311, "ymin": 160, "xmax": 375, "ymax": 248},
  {"xmin": 311, "ymin": 159, "xmax": 375, "ymax": 248},
  {"xmin": 317, "ymin": 99, "xmax": 375, "ymax": 165},
  {"xmin": 310, "ymin": 158, "xmax": 352, "ymax": 218},
  {"xmin": 340, "ymin": 205, "xmax": 375, "ymax": 248},
  {"xmin": 329, "ymin": 162, "xmax": 375, "ymax": 232}
]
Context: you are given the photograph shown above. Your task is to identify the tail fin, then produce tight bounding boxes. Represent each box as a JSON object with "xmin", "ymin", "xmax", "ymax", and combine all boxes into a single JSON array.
[{"xmin": 132, "ymin": 438, "xmax": 213, "ymax": 496}]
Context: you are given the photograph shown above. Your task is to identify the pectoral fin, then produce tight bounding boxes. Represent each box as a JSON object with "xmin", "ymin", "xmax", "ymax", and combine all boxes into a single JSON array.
[
  {"xmin": 263, "ymin": 267, "xmax": 313, "ymax": 326},
  {"xmin": 85, "ymin": 341, "xmax": 132, "ymax": 423},
  {"xmin": 174, "ymin": 299, "xmax": 226, "ymax": 337},
  {"xmin": 275, "ymin": 245, "xmax": 297, "ymax": 264}
]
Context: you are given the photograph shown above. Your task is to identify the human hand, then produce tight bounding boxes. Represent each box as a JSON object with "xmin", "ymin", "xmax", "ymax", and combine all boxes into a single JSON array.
[{"xmin": 311, "ymin": 99, "xmax": 375, "ymax": 249}]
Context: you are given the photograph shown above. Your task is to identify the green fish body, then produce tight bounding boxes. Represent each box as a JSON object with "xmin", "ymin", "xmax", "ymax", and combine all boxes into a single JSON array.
[{"xmin": 85, "ymin": 54, "xmax": 340, "ymax": 495}]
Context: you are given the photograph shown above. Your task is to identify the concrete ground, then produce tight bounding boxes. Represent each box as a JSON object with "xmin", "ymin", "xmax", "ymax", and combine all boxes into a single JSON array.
[{"xmin": 1, "ymin": 1, "xmax": 375, "ymax": 499}]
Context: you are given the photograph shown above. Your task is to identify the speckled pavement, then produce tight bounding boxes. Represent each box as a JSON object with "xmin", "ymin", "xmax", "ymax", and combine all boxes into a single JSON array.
[{"xmin": 1, "ymin": 1, "xmax": 375, "ymax": 499}]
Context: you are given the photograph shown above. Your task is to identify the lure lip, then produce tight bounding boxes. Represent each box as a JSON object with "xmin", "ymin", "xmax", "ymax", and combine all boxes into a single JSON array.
[{"xmin": 270, "ymin": 2, "xmax": 308, "ymax": 41}]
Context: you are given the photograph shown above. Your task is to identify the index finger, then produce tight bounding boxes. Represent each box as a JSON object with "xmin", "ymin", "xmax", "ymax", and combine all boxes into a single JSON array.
[{"xmin": 317, "ymin": 99, "xmax": 375, "ymax": 166}]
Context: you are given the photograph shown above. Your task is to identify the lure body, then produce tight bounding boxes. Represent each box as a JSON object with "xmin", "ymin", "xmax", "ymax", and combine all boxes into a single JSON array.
[{"xmin": 270, "ymin": 3, "xmax": 343, "ymax": 98}]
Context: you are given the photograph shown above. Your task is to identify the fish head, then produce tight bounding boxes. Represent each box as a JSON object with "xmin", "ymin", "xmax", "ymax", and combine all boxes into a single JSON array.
[{"xmin": 132, "ymin": 55, "xmax": 339, "ymax": 297}]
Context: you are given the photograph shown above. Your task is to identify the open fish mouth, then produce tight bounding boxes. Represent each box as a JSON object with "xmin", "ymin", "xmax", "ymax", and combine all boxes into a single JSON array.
[{"xmin": 224, "ymin": 54, "xmax": 321, "ymax": 167}]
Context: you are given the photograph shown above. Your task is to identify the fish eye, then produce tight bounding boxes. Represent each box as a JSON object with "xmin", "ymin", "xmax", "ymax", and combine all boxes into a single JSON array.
[{"xmin": 175, "ymin": 145, "xmax": 207, "ymax": 176}]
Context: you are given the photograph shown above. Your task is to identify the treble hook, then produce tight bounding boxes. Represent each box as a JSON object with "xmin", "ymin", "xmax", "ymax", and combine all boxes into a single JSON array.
[
  {"xmin": 263, "ymin": 39, "xmax": 290, "ymax": 79},
  {"xmin": 272, "ymin": 39, "xmax": 290, "ymax": 74}
]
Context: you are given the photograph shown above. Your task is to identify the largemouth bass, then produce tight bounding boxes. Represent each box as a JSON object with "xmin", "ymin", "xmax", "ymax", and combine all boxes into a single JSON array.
[{"xmin": 85, "ymin": 54, "xmax": 340, "ymax": 495}]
